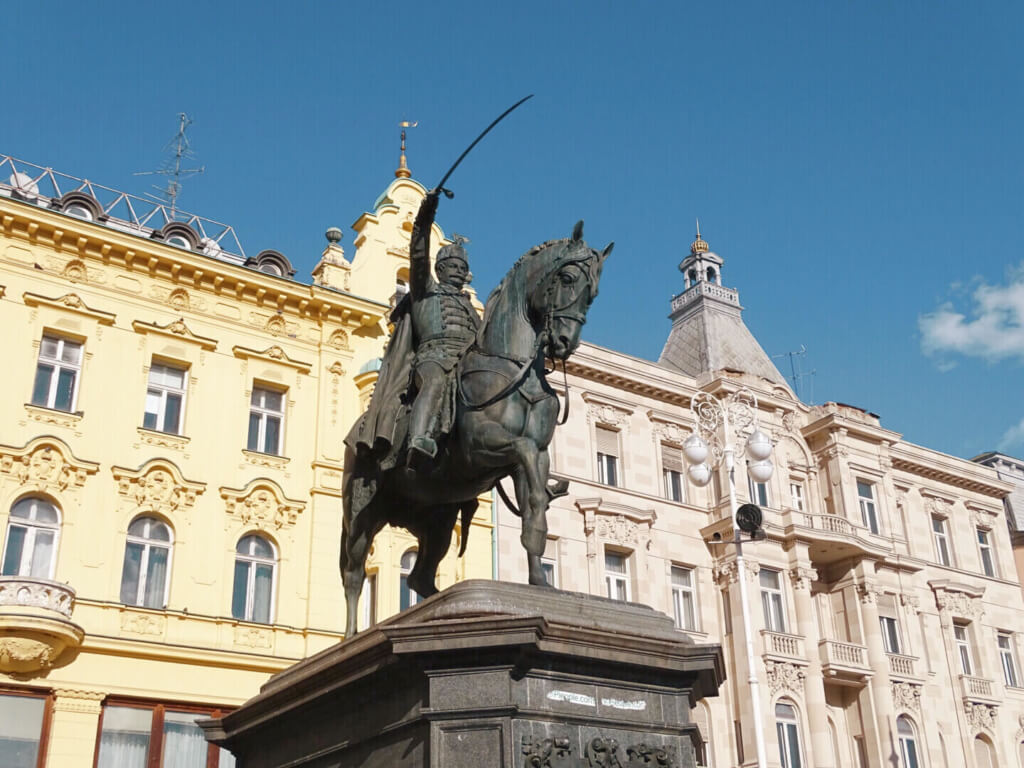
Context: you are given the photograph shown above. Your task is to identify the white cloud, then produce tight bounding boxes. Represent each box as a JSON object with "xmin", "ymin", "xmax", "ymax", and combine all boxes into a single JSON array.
[
  {"xmin": 919, "ymin": 263, "xmax": 1024, "ymax": 362},
  {"xmin": 1000, "ymin": 416, "xmax": 1024, "ymax": 452}
]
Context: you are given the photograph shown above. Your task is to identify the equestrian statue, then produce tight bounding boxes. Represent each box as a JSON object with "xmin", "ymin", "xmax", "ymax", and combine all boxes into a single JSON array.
[{"xmin": 340, "ymin": 186, "xmax": 611, "ymax": 636}]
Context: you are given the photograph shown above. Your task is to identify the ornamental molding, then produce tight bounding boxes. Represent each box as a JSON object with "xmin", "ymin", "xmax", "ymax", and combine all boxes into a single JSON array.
[
  {"xmin": 242, "ymin": 450, "xmax": 290, "ymax": 471},
  {"xmin": 713, "ymin": 559, "xmax": 760, "ymax": 585},
  {"xmin": 131, "ymin": 318, "xmax": 217, "ymax": 350},
  {"xmin": 52, "ymin": 688, "xmax": 105, "ymax": 714},
  {"xmin": 765, "ymin": 660, "xmax": 805, "ymax": 695},
  {"xmin": 24, "ymin": 404, "xmax": 83, "ymax": 430},
  {"xmin": 0, "ymin": 437, "xmax": 99, "ymax": 492},
  {"xmin": 327, "ymin": 361, "xmax": 346, "ymax": 377},
  {"xmin": 220, "ymin": 479, "xmax": 305, "ymax": 530},
  {"xmin": 781, "ymin": 411, "xmax": 798, "ymax": 434},
  {"xmin": 23, "ymin": 291, "xmax": 116, "ymax": 324},
  {"xmin": 789, "ymin": 567, "xmax": 818, "ymax": 591},
  {"xmin": 930, "ymin": 580, "xmax": 985, "ymax": 619},
  {"xmin": 111, "ymin": 459, "xmax": 205, "ymax": 514},
  {"xmin": 0, "ymin": 638, "xmax": 60, "ymax": 672},
  {"xmin": 327, "ymin": 329, "xmax": 351, "ymax": 350},
  {"xmin": 136, "ymin": 427, "xmax": 190, "ymax": 451},
  {"xmin": 964, "ymin": 701, "xmax": 998, "ymax": 733},
  {"xmin": 892, "ymin": 681, "xmax": 922, "ymax": 713},
  {"xmin": 0, "ymin": 577, "xmax": 75, "ymax": 616},
  {"xmin": 646, "ymin": 410, "xmax": 693, "ymax": 446},
  {"xmin": 856, "ymin": 582, "xmax": 885, "ymax": 605},
  {"xmin": 120, "ymin": 612, "xmax": 166, "ymax": 636},
  {"xmin": 900, "ymin": 593, "xmax": 922, "ymax": 615},
  {"xmin": 923, "ymin": 494, "xmax": 954, "ymax": 520},
  {"xmin": 234, "ymin": 625, "xmax": 272, "ymax": 648},
  {"xmin": 581, "ymin": 392, "xmax": 634, "ymax": 427},
  {"xmin": 967, "ymin": 502, "xmax": 1000, "ymax": 530},
  {"xmin": 232, "ymin": 344, "xmax": 312, "ymax": 373}
]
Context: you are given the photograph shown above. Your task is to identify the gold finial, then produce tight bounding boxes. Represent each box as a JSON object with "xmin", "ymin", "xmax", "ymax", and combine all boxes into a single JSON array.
[
  {"xmin": 395, "ymin": 120, "xmax": 417, "ymax": 178},
  {"xmin": 690, "ymin": 218, "xmax": 709, "ymax": 254}
]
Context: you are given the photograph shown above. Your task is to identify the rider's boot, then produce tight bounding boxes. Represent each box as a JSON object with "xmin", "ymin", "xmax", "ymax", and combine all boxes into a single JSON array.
[{"xmin": 406, "ymin": 434, "xmax": 437, "ymax": 471}]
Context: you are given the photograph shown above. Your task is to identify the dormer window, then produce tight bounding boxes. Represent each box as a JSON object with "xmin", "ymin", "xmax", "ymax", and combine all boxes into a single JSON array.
[
  {"xmin": 244, "ymin": 250, "xmax": 296, "ymax": 279},
  {"xmin": 166, "ymin": 234, "xmax": 191, "ymax": 250},
  {"xmin": 65, "ymin": 204, "xmax": 93, "ymax": 221},
  {"xmin": 259, "ymin": 263, "xmax": 283, "ymax": 276}
]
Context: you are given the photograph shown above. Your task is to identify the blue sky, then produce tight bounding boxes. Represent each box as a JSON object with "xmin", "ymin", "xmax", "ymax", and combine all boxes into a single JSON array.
[{"xmin": 4, "ymin": 1, "xmax": 1021, "ymax": 459}]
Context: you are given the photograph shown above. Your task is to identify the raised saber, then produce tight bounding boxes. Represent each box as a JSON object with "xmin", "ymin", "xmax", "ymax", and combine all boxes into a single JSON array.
[{"xmin": 433, "ymin": 94, "xmax": 534, "ymax": 197}]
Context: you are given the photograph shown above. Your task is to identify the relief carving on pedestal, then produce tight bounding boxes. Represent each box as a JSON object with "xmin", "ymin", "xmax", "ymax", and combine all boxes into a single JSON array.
[{"xmin": 520, "ymin": 736, "xmax": 678, "ymax": 768}]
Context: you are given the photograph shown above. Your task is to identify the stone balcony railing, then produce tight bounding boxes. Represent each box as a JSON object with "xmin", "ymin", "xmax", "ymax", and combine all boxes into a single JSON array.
[
  {"xmin": 960, "ymin": 674, "xmax": 999, "ymax": 704},
  {"xmin": 0, "ymin": 576, "xmax": 84, "ymax": 673},
  {"xmin": 887, "ymin": 653, "xmax": 923, "ymax": 681},
  {"xmin": 761, "ymin": 630, "xmax": 806, "ymax": 663},
  {"xmin": 819, "ymin": 640, "xmax": 872, "ymax": 685},
  {"xmin": 781, "ymin": 511, "xmax": 894, "ymax": 563}
]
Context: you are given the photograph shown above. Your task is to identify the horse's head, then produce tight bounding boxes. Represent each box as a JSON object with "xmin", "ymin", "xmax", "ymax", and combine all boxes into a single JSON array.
[{"xmin": 527, "ymin": 221, "xmax": 612, "ymax": 360}]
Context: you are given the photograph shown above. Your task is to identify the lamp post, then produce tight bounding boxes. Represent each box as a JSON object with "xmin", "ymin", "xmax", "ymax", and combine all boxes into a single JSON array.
[{"xmin": 682, "ymin": 387, "xmax": 773, "ymax": 768}]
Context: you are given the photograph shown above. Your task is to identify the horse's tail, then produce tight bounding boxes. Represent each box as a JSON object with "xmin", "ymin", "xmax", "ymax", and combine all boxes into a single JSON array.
[{"xmin": 457, "ymin": 499, "xmax": 478, "ymax": 557}]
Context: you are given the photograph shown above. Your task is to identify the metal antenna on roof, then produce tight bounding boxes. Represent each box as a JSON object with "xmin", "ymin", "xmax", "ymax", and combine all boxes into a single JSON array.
[
  {"xmin": 772, "ymin": 345, "xmax": 816, "ymax": 403},
  {"xmin": 134, "ymin": 113, "xmax": 205, "ymax": 218}
]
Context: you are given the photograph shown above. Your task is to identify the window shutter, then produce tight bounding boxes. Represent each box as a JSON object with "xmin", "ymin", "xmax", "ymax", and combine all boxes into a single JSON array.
[
  {"xmin": 662, "ymin": 444, "xmax": 684, "ymax": 472},
  {"xmin": 595, "ymin": 427, "xmax": 619, "ymax": 457},
  {"xmin": 877, "ymin": 593, "xmax": 897, "ymax": 619}
]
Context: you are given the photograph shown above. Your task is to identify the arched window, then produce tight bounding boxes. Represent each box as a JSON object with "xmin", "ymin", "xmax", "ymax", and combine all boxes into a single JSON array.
[
  {"xmin": 974, "ymin": 735, "xmax": 996, "ymax": 768},
  {"xmin": 775, "ymin": 700, "xmax": 803, "ymax": 768},
  {"xmin": 400, "ymin": 549, "xmax": 418, "ymax": 611},
  {"xmin": 1017, "ymin": 739, "xmax": 1024, "ymax": 768},
  {"xmin": 232, "ymin": 535, "xmax": 276, "ymax": 623},
  {"xmin": 897, "ymin": 715, "xmax": 920, "ymax": 768},
  {"xmin": 119, "ymin": 517, "xmax": 172, "ymax": 608},
  {"xmin": 2, "ymin": 497, "xmax": 60, "ymax": 579}
]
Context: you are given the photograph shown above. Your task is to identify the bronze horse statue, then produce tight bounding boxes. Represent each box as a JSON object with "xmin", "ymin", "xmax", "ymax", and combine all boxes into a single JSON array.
[{"xmin": 340, "ymin": 220, "xmax": 611, "ymax": 636}]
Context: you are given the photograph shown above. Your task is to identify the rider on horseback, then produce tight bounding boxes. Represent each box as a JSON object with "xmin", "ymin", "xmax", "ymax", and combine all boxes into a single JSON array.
[{"xmin": 405, "ymin": 190, "xmax": 480, "ymax": 467}]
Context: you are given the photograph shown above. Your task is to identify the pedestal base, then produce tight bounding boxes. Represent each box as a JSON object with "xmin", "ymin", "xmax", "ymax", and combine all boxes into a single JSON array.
[{"xmin": 202, "ymin": 580, "xmax": 724, "ymax": 767}]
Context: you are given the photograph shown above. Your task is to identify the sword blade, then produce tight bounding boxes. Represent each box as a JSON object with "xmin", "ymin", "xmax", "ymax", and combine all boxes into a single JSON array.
[{"xmin": 435, "ymin": 94, "xmax": 534, "ymax": 192}]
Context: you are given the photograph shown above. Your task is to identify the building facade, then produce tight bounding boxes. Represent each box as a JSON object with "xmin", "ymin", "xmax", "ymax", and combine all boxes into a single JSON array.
[
  {"xmin": 0, "ymin": 155, "xmax": 492, "ymax": 767},
  {"xmin": 497, "ymin": 233, "xmax": 1023, "ymax": 768}
]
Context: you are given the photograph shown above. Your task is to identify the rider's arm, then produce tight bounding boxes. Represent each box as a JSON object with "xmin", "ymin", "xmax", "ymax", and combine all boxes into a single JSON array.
[{"xmin": 409, "ymin": 191, "xmax": 440, "ymax": 301}]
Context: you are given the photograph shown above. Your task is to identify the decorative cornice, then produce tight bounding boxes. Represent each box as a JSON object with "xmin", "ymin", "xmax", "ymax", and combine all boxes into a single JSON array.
[
  {"xmin": 232, "ymin": 344, "xmax": 312, "ymax": 373},
  {"xmin": 111, "ymin": 459, "xmax": 205, "ymax": 514},
  {"xmin": 23, "ymin": 291, "xmax": 115, "ymax": 324},
  {"xmin": 220, "ymin": 479, "xmax": 305, "ymax": 530},
  {"xmin": 930, "ymin": 580, "xmax": 985, "ymax": 619},
  {"xmin": 132, "ymin": 318, "xmax": 217, "ymax": 350},
  {"xmin": 890, "ymin": 454, "xmax": 1009, "ymax": 498}
]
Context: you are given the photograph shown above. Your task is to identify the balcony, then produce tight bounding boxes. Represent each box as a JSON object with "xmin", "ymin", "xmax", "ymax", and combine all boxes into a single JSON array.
[
  {"xmin": 887, "ymin": 653, "xmax": 924, "ymax": 682},
  {"xmin": 0, "ymin": 576, "xmax": 84, "ymax": 674},
  {"xmin": 959, "ymin": 675, "xmax": 1000, "ymax": 705},
  {"xmin": 819, "ymin": 639, "xmax": 872, "ymax": 686},
  {"xmin": 781, "ymin": 510, "xmax": 898, "ymax": 566},
  {"xmin": 761, "ymin": 630, "xmax": 807, "ymax": 664}
]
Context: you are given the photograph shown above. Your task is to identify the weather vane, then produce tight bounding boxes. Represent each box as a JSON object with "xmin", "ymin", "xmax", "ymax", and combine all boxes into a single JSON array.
[{"xmin": 395, "ymin": 119, "xmax": 418, "ymax": 178}]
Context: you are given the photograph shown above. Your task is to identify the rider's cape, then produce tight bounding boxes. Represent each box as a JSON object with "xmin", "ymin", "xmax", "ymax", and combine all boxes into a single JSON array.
[{"xmin": 344, "ymin": 296, "xmax": 414, "ymax": 470}]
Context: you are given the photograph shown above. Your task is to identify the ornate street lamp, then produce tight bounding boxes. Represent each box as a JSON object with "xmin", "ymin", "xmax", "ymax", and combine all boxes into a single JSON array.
[{"xmin": 683, "ymin": 387, "xmax": 772, "ymax": 768}]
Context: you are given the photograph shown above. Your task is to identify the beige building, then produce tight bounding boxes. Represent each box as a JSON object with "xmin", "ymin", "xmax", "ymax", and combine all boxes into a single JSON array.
[
  {"xmin": 497, "ymin": 231, "xmax": 1023, "ymax": 768},
  {"xmin": 0, "ymin": 154, "xmax": 492, "ymax": 767}
]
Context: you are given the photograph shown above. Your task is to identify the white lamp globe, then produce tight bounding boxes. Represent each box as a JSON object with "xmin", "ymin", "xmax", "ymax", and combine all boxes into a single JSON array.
[
  {"xmin": 683, "ymin": 434, "xmax": 708, "ymax": 465},
  {"xmin": 748, "ymin": 458, "xmax": 774, "ymax": 483},
  {"xmin": 746, "ymin": 429, "xmax": 773, "ymax": 461},
  {"xmin": 687, "ymin": 462, "xmax": 712, "ymax": 487}
]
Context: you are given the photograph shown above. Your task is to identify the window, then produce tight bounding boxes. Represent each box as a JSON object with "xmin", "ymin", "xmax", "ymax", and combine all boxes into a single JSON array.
[
  {"xmin": 2, "ymin": 497, "xmax": 60, "ymax": 579},
  {"xmin": 0, "ymin": 692, "xmax": 49, "ymax": 768},
  {"xmin": 143, "ymin": 363, "xmax": 187, "ymax": 434},
  {"xmin": 932, "ymin": 516, "xmax": 951, "ymax": 566},
  {"xmin": 662, "ymin": 444, "xmax": 685, "ymax": 502},
  {"xmin": 789, "ymin": 482, "xmax": 805, "ymax": 512},
  {"xmin": 977, "ymin": 528, "xmax": 996, "ymax": 577},
  {"xmin": 399, "ymin": 549, "xmax": 419, "ymax": 611},
  {"xmin": 96, "ymin": 702, "xmax": 234, "ymax": 768},
  {"xmin": 974, "ymin": 736, "xmax": 996, "ymax": 768},
  {"xmin": 31, "ymin": 335, "xmax": 82, "ymax": 411},
  {"xmin": 232, "ymin": 535, "xmax": 275, "ymax": 623},
  {"xmin": 896, "ymin": 716, "xmax": 920, "ymax": 768},
  {"xmin": 879, "ymin": 594, "xmax": 902, "ymax": 655},
  {"xmin": 595, "ymin": 426, "xmax": 619, "ymax": 487},
  {"xmin": 775, "ymin": 701, "xmax": 803, "ymax": 768},
  {"xmin": 120, "ymin": 517, "xmax": 172, "ymax": 609},
  {"xmin": 954, "ymin": 623, "xmax": 974, "ymax": 675},
  {"xmin": 999, "ymin": 632, "xmax": 1019, "ymax": 687},
  {"xmin": 541, "ymin": 555, "xmax": 559, "ymax": 588},
  {"xmin": 760, "ymin": 568, "xmax": 786, "ymax": 632},
  {"xmin": 360, "ymin": 573, "xmax": 377, "ymax": 631},
  {"xmin": 857, "ymin": 481, "xmax": 879, "ymax": 534},
  {"xmin": 604, "ymin": 551, "xmax": 630, "ymax": 601},
  {"xmin": 748, "ymin": 473, "xmax": 769, "ymax": 507},
  {"xmin": 247, "ymin": 387, "xmax": 285, "ymax": 455},
  {"xmin": 671, "ymin": 565, "xmax": 697, "ymax": 631}
]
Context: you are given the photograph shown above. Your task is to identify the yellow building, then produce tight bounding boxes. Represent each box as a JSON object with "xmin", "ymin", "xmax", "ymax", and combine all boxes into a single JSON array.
[{"xmin": 0, "ymin": 154, "xmax": 492, "ymax": 767}]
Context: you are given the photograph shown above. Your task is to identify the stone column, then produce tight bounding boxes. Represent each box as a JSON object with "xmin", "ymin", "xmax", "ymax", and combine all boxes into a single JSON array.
[
  {"xmin": 47, "ymin": 688, "xmax": 105, "ymax": 767},
  {"xmin": 857, "ymin": 583, "xmax": 896, "ymax": 768},
  {"xmin": 790, "ymin": 566, "xmax": 834, "ymax": 768}
]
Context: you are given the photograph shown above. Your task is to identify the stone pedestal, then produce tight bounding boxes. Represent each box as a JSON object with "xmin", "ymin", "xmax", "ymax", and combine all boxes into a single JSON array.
[{"xmin": 201, "ymin": 580, "xmax": 724, "ymax": 768}]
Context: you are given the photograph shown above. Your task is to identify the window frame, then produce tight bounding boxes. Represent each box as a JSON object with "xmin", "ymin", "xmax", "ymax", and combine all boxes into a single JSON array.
[
  {"xmin": 597, "ymin": 452, "xmax": 618, "ymax": 487},
  {"xmin": 143, "ymin": 361, "xmax": 189, "ymax": 435},
  {"xmin": 977, "ymin": 528, "xmax": 997, "ymax": 578},
  {"xmin": 999, "ymin": 631, "xmax": 1020, "ymax": 688},
  {"xmin": 896, "ymin": 715, "xmax": 921, "ymax": 768},
  {"xmin": 604, "ymin": 549, "xmax": 631, "ymax": 601},
  {"xmin": 748, "ymin": 473, "xmax": 769, "ymax": 507},
  {"xmin": 880, "ymin": 615, "xmax": 902, "ymax": 655},
  {"xmin": 671, "ymin": 565, "xmax": 698, "ymax": 631},
  {"xmin": 360, "ymin": 572, "xmax": 377, "ymax": 631},
  {"xmin": 775, "ymin": 700, "xmax": 804, "ymax": 768},
  {"xmin": 231, "ymin": 535, "xmax": 277, "ymax": 624},
  {"xmin": 856, "ymin": 480, "xmax": 879, "ymax": 534},
  {"xmin": 541, "ymin": 554, "xmax": 559, "ymax": 589},
  {"xmin": 0, "ymin": 687, "xmax": 54, "ymax": 768},
  {"xmin": 2, "ymin": 497, "xmax": 61, "ymax": 580},
  {"xmin": 661, "ymin": 444, "xmax": 685, "ymax": 503},
  {"xmin": 932, "ymin": 515, "xmax": 952, "ymax": 567},
  {"xmin": 119, "ymin": 516, "xmax": 173, "ymax": 609},
  {"xmin": 32, "ymin": 335, "xmax": 83, "ymax": 412},
  {"xmin": 399, "ymin": 548, "xmax": 419, "ymax": 611},
  {"xmin": 789, "ymin": 482, "xmax": 805, "ymax": 512},
  {"xmin": 954, "ymin": 623, "xmax": 974, "ymax": 675},
  {"xmin": 247, "ymin": 385, "xmax": 286, "ymax": 456},
  {"xmin": 760, "ymin": 568, "xmax": 787, "ymax": 633}
]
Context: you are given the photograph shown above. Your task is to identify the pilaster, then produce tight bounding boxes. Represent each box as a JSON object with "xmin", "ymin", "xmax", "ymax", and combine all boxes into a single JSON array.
[{"xmin": 47, "ymin": 688, "xmax": 105, "ymax": 767}]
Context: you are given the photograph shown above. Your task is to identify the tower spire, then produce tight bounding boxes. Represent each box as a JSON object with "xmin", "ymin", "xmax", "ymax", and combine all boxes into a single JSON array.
[{"xmin": 395, "ymin": 120, "xmax": 417, "ymax": 178}]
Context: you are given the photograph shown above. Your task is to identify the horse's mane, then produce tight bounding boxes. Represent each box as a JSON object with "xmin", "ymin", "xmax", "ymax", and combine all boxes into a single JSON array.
[{"xmin": 481, "ymin": 237, "xmax": 569, "ymax": 329}]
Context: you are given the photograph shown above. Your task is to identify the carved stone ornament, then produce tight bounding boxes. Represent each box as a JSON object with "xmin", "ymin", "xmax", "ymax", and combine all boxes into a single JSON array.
[
  {"xmin": 62, "ymin": 259, "xmax": 87, "ymax": 282},
  {"xmin": 328, "ymin": 361, "xmax": 346, "ymax": 377},
  {"xmin": 266, "ymin": 315, "xmax": 286, "ymax": 336},
  {"xmin": 781, "ymin": 411, "xmax": 797, "ymax": 434},
  {"xmin": 52, "ymin": 688, "xmax": 105, "ymax": 715},
  {"xmin": 586, "ymin": 402, "xmax": 631, "ymax": 428},
  {"xmin": 521, "ymin": 735, "xmax": 573, "ymax": 768},
  {"xmin": 0, "ymin": 638, "xmax": 59, "ymax": 671},
  {"xmin": 234, "ymin": 626, "xmax": 272, "ymax": 648},
  {"xmin": 969, "ymin": 504, "xmax": 1000, "ymax": 530},
  {"xmin": 964, "ymin": 701, "xmax": 998, "ymax": 733},
  {"xmin": 766, "ymin": 660, "xmax": 806, "ymax": 695},
  {"xmin": 112, "ymin": 461, "xmax": 205, "ymax": 514},
  {"xmin": 327, "ymin": 329, "xmax": 350, "ymax": 350},
  {"xmin": 1015, "ymin": 713, "xmax": 1024, "ymax": 740},
  {"xmin": 650, "ymin": 419, "xmax": 688, "ymax": 446},
  {"xmin": 934, "ymin": 589, "xmax": 983, "ymax": 620},
  {"xmin": 167, "ymin": 288, "xmax": 190, "ymax": 310},
  {"xmin": 120, "ymin": 612, "xmax": 166, "ymax": 636},
  {"xmin": 597, "ymin": 514, "xmax": 640, "ymax": 546},
  {"xmin": 900, "ymin": 593, "xmax": 921, "ymax": 615},
  {"xmin": 892, "ymin": 681, "xmax": 922, "ymax": 712},
  {"xmin": 0, "ymin": 578, "xmax": 75, "ymax": 617},
  {"xmin": 924, "ymin": 495, "xmax": 953, "ymax": 519},
  {"xmin": 131, "ymin": 318, "xmax": 217, "ymax": 350},
  {"xmin": 221, "ymin": 480, "xmax": 305, "ymax": 530},
  {"xmin": 714, "ymin": 559, "xmax": 760, "ymax": 585},
  {"xmin": 789, "ymin": 567, "xmax": 818, "ymax": 591},
  {"xmin": 584, "ymin": 737, "xmax": 623, "ymax": 768},
  {"xmin": 856, "ymin": 582, "xmax": 884, "ymax": 605},
  {"xmin": 0, "ymin": 438, "xmax": 98, "ymax": 492}
]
